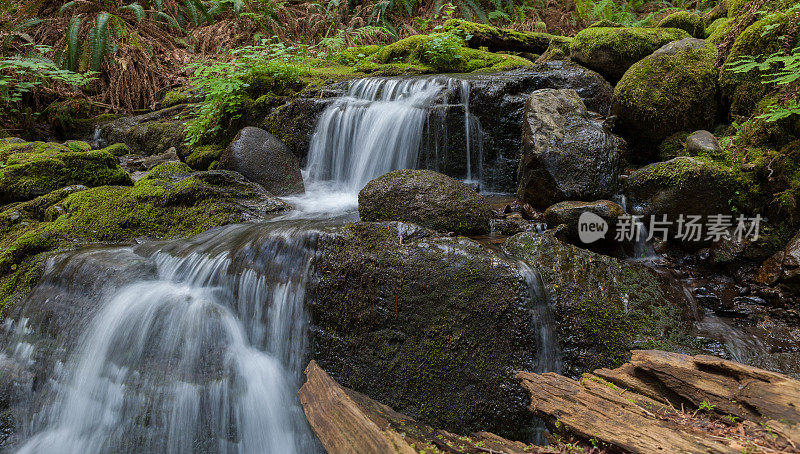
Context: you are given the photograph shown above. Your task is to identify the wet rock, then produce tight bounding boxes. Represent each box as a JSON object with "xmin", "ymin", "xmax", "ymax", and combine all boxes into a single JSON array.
[
  {"xmin": 625, "ymin": 157, "xmax": 738, "ymax": 243},
  {"xmin": 570, "ymin": 26, "xmax": 691, "ymax": 80},
  {"xmin": 613, "ymin": 38, "xmax": 720, "ymax": 155},
  {"xmin": 309, "ymin": 222, "xmax": 538, "ymax": 437},
  {"xmin": 686, "ymin": 130, "xmax": 723, "ymax": 157},
  {"xmin": 517, "ymin": 89, "xmax": 623, "ymax": 209},
  {"xmin": 757, "ymin": 231, "xmax": 800, "ymax": 286},
  {"xmin": 0, "ymin": 141, "xmax": 132, "ymax": 203},
  {"xmin": 358, "ymin": 169, "xmax": 493, "ymax": 235},
  {"xmin": 544, "ymin": 200, "xmax": 625, "ymax": 244},
  {"xmin": 261, "ymin": 97, "xmax": 334, "ymax": 162},
  {"xmin": 504, "ymin": 231, "xmax": 690, "ymax": 377},
  {"xmin": 98, "ymin": 105, "xmax": 189, "ymax": 156},
  {"xmin": 221, "ymin": 127, "xmax": 305, "ymax": 196}
]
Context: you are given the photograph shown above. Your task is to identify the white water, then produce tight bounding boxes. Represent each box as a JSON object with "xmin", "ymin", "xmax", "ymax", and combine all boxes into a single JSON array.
[
  {"xmin": 13, "ymin": 228, "xmax": 319, "ymax": 454},
  {"xmin": 286, "ymin": 77, "xmax": 481, "ymax": 217}
]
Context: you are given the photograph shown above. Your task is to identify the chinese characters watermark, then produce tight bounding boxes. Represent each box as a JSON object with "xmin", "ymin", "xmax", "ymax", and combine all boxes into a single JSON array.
[{"xmin": 578, "ymin": 213, "xmax": 762, "ymax": 244}]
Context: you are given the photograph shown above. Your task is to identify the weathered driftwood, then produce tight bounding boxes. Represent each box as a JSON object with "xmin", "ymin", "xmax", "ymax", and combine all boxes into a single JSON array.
[
  {"xmin": 299, "ymin": 360, "xmax": 549, "ymax": 454},
  {"xmin": 517, "ymin": 350, "xmax": 800, "ymax": 453}
]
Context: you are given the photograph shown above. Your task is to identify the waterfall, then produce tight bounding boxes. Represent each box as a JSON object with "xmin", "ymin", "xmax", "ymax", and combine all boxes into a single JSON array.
[
  {"xmin": 8, "ymin": 224, "xmax": 321, "ymax": 454},
  {"xmin": 288, "ymin": 77, "xmax": 482, "ymax": 216}
]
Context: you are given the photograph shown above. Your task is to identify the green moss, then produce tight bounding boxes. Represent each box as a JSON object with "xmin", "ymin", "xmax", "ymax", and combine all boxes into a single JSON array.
[
  {"xmin": 706, "ymin": 17, "xmax": 732, "ymax": 45},
  {"xmin": 737, "ymin": 95, "xmax": 800, "ymax": 148},
  {"xmin": 614, "ymin": 40, "xmax": 719, "ymax": 144},
  {"xmin": 333, "ymin": 45, "xmax": 382, "ymax": 65},
  {"xmin": 185, "ymin": 145, "xmax": 224, "ymax": 170},
  {"xmin": 372, "ymin": 32, "xmax": 532, "ymax": 73},
  {"xmin": 0, "ymin": 144, "xmax": 132, "ymax": 203},
  {"xmin": 537, "ymin": 36, "xmax": 573, "ymax": 62},
  {"xmin": 659, "ymin": 131, "xmax": 692, "ymax": 160},
  {"xmin": 720, "ymin": 10, "xmax": 798, "ymax": 116},
  {"xmin": 657, "ymin": 11, "xmax": 706, "ymax": 38},
  {"xmin": 161, "ymin": 89, "xmax": 190, "ymax": 108},
  {"xmin": 101, "ymin": 143, "xmax": 132, "ymax": 157},
  {"xmin": 443, "ymin": 18, "xmax": 555, "ymax": 54},
  {"xmin": 570, "ymin": 27, "xmax": 691, "ymax": 79}
]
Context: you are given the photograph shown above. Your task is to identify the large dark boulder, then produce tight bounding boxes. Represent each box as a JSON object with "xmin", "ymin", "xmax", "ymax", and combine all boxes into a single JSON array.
[
  {"xmin": 504, "ymin": 231, "xmax": 691, "ymax": 377},
  {"xmin": 358, "ymin": 169, "xmax": 493, "ymax": 235},
  {"xmin": 517, "ymin": 89, "xmax": 623, "ymax": 209},
  {"xmin": 308, "ymin": 222, "xmax": 538, "ymax": 437},
  {"xmin": 625, "ymin": 157, "xmax": 738, "ymax": 243},
  {"xmin": 221, "ymin": 127, "xmax": 305, "ymax": 196},
  {"xmin": 613, "ymin": 38, "xmax": 720, "ymax": 156},
  {"xmin": 570, "ymin": 26, "xmax": 691, "ymax": 80}
]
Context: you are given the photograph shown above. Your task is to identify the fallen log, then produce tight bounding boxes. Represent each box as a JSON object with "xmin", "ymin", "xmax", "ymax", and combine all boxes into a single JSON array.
[
  {"xmin": 516, "ymin": 350, "xmax": 800, "ymax": 453},
  {"xmin": 299, "ymin": 360, "xmax": 549, "ymax": 454}
]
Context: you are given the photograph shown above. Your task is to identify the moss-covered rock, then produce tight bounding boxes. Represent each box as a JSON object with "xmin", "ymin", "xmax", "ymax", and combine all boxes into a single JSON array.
[
  {"xmin": 161, "ymin": 89, "xmax": 191, "ymax": 108},
  {"xmin": 706, "ymin": 17, "xmax": 733, "ymax": 45},
  {"xmin": 184, "ymin": 145, "xmax": 223, "ymax": 171},
  {"xmin": 625, "ymin": 157, "xmax": 740, "ymax": 243},
  {"xmin": 719, "ymin": 10, "xmax": 798, "ymax": 117},
  {"xmin": 309, "ymin": 221, "xmax": 538, "ymax": 437},
  {"xmin": 371, "ymin": 32, "xmax": 533, "ymax": 73},
  {"xmin": 736, "ymin": 95, "xmax": 800, "ymax": 148},
  {"xmin": 704, "ymin": 1, "xmax": 728, "ymax": 24},
  {"xmin": 0, "ymin": 163, "xmax": 290, "ymax": 313},
  {"xmin": 0, "ymin": 141, "xmax": 132, "ymax": 203},
  {"xmin": 99, "ymin": 105, "xmax": 189, "ymax": 156},
  {"xmin": 657, "ymin": 11, "xmax": 706, "ymax": 38},
  {"xmin": 504, "ymin": 231, "xmax": 692, "ymax": 376},
  {"xmin": 443, "ymin": 18, "xmax": 562, "ymax": 54},
  {"xmin": 358, "ymin": 169, "xmax": 493, "ymax": 234},
  {"xmin": 613, "ymin": 38, "xmax": 720, "ymax": 153},
  {"xmin": 570, "ymin": 26, "xmax": 691, "ymax": 80},
  {"xmin": 536, "ymin": 36, "xmax": 573, "ymax": 62}
]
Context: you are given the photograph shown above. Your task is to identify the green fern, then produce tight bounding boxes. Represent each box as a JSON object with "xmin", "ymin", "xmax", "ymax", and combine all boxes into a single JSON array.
[
  {"xmin": 64, "ymin": 16, "xmax": 82, "ymax": 72},
  {"xmin": 89, "ymin": 12, "xmax": 111, "ymax": 72},
  {"xmin": 119, "ymin": 2, "xmax": 146, "ymax": 21}
]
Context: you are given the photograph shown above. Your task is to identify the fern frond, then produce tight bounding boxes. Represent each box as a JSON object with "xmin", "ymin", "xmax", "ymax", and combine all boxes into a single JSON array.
[
  {"xmin": 59, "ymin": 1, "xmax": 78, "ymax": 15},
  {"xmin": 119, "ymin": 2, "xmax": 146, "ymax": 21},
  {"xmin": 89, "ymin": 12, "xmax": 111, "ymax": 72},
  {"xmin": 65, "ymin": 16, "xmax": 82, "ymax": 72}
]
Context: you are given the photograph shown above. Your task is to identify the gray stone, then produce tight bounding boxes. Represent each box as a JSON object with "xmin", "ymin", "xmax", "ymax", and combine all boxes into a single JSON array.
[{"xmin": 221, "ymin": 127, "xmax": 304, "ymax": 196}]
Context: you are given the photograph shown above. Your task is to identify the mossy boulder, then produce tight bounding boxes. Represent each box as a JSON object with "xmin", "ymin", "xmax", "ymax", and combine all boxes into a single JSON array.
[
  {"xmin": 518, "ymin": 89, "xmax": 623, "ymax": 209},
  {"xmin": 536, "ymin": 36, "xmax": 573, "ymax": 62},
  {"xmin": 160, "ymin": 89, "xmax": 191, "ymax": 108},
  {"xmin": 185, "ymin": 145, "xmax": 224, "ymax": 171},
  {"xmin": 220, "ymin": 127, "xmax": 304, "ymax": 196},
  {"xmin": 99, "ymin": 105, "xmax": 189, "ymax": 156},
  {"xmin": 657, "ymin": 11, "xmax": 706, "ymax": 38},
  {"xmin": 613, "ymin": 38, "xmax": 720, "ymax": 154},
  {"xmin": 625, "ymin": 157, "xmax": 739, "ymax": 242},
  {"xmin": 371, "ymin": 33, "xmax": 533, "ymax": 73},
  {"xmin": 704, "ymin": 1, "xmax": 728, "ymax": 24},
  {"xmin": 706, "ymin": 17, "xmax": 732, "ymax": 45},
  {"xmin": 443, "ymin": 18, "xmax": 563, "ymax": 54},
  {"xmin": 504, "ymin": 231, "xmax": 691, "ymax": 376},
  {"xmin": 719, "ymin": 10, "xmax": 798, "ymax": 117},
  {"xmin": 570, "ymin": 26, "xmax": 691, "ymax": 80},
  {"xmin": 736, "ymin": 95, "xmax": 800, "ymax": 148},
  {"xmin": 308, "ymin": 221, "xmax": 538, "ymax": 437},
  {"xmin": 358, "ymin": 169, "xmax": 493, "ymax": 235},
  {"xmin": 0, "ymin": 141, "xmax": 132, "ymax": 203}
]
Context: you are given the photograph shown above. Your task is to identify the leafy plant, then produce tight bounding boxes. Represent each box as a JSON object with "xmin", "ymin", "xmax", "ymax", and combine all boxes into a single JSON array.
[
  {"xmin": 421, "ymin": 32, "xmax": 465, "ymax": 70},
  {"xmin": 698, "ymin": 400, "xmax": 716, "ymax": 412},
  {"xmin": 728, "ymin": 46, "xmax": 800, "ymax": 122},
  {"xmin": 184, "ymin": 42, "xmax": 304, "ymax": 145}
]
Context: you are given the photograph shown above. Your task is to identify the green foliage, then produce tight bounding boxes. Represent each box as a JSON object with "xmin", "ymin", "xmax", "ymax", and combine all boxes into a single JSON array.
[
  {"xmin": 728, "ymin": 46, "xmax": 800, "ymax": 122},
  {"xmin": 574, "ymin": 0, "xmax": 650, "ymax": 25},
  {"xmin": 421, "ymin": 32, "xmax": 465, "ymax": 70},
  {"xmin": 184, "ymin": 42, "xmax": 304, "ymax": 146},
  {"xmin": 0, "ymin": 45, "xmax": 96, "ymax": 113}
]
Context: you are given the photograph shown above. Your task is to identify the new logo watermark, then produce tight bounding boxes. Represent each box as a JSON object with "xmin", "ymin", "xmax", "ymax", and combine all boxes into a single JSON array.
[
  {"xmin": 577, "ymin": 212, "xmax": 608, "ymax": 244},
  {"xmin": 577, "ymin": 213, "xmax": 763, "ymax": 244}
]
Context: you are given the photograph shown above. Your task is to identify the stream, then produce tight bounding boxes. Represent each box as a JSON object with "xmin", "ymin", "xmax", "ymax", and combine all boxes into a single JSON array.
[{"xmin": 0, "ymin": 76, "xmax": 792, "ymax": 453}]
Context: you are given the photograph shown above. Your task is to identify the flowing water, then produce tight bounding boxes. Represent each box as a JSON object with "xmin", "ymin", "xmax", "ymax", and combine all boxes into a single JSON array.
[{"xmin": 286, "ymin": 77, "xmax": 483, "ymax": 217}]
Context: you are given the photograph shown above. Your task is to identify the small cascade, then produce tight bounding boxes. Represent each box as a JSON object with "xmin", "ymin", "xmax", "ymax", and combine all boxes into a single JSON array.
[
  {"xmin": 7, "ymin": 224, "xmax": 321, "ymax": 454},
  {"xmin": 291, "ymin": 77, "xmax": 482, "ymax": 215},
  {"xmin": 518, "ymin": 262, "xmax": 561, "ymax": 374}
]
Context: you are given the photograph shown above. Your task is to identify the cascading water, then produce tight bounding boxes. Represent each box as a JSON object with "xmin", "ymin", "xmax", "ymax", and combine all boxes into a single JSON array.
[
  {"xmin": 286, "ymin": 77, "xmax": 482, "ymax": 216},
  {"xmin": 5, "ymin": 224, "xmax": 322, "ymax": 454}
]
